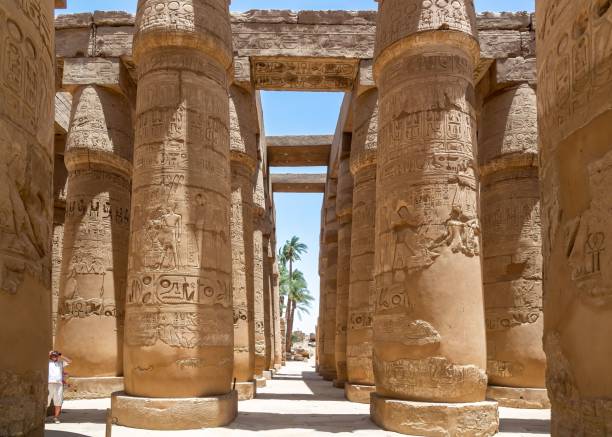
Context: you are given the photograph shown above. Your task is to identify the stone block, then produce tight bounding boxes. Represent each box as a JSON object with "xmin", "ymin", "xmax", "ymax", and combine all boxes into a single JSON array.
[
  {"xmin": 370, "ymin": 394, "xmax": 499, "ymax": 437},
  {"xmin": 93, "ymin": 10, "xmax": 135, "ymax": 26},
  {"xmin": 345, "ymin": 383, "xmax": 375, "ymax": 404},
  {"xmin": 479, "ymin": 30, "xmax": 523, "ymax": 59},
  {"xmin": 255, "ymin": 376, "xmax": 267, "ymax": 388},
  {"xmin": 477, "ymin": 12, "xmax": 531, "ymax": 30},
  {"xmin": 486, "ymin": 386, "xmax": 550, "ymax": 409},
  {"xmin": 233, "ymin": 56, "xmax": 252, "ymax": 89},
  {"xmin": 54, "ymin": 92, "xmax": 72, "ymax": 134},
  {"xmin": 232, "ymin": 10, "xmax": 297, "ymax": 24},
  {"xmin": 297, "ymin": 10, "xmax": 376, "ymax": 25},
  {"xmin": 93, "ymin": 26, "xmax": 135, "ymax": 57},
  {"xmin": 111, "ymin": 391, "xmax": 238, "ymax": 430},
  {"xmin": 495, "ymin": 57, "xmax": 537, "ymax": 86},
  {"xmin": 521, "ymin": 31, "xmax": 536, "ymax": 57},
  {"xmin": 356, "ymin": 59, "xmax": 375, "ymax": 95},
  {"xmin": 62, "ymin": 58, "xmax": 132, "ymax": 94},
  {"xmin": 55, "ymin": 13, "xmax": 92, "ymax": 29},
  {"xmin": 235, "ymin": 381, "xmax": 256, "ymax": 401},
  {"xmin": 55, "ymin": 27, "xmax": 92, "ymax": 58},
  {"xmin": 64, "ymin": 377, "xmax": 124, "ymax": 400}
]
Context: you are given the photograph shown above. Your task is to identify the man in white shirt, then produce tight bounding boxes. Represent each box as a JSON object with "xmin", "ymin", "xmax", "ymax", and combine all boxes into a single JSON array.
[{"xmin": 48, "ymin": 351, "xmax": 71, "ymax": 423}]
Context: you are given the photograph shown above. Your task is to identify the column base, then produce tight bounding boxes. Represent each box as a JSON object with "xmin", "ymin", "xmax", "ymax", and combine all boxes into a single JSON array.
[
  {"xmin": 486, "ymin": 385, "xmax": 551, "ymax": 409},
  {"xmin": 262, "ymin": 370, "xmax": 273, "ymax": 380},
  {"xmin": 333, "ymin": 379, "xmax": 345, "ymax": 389},
  {"xmin": 255, "ymin": 376, "xmax": 267, "ymax": 388},
  {"xmin": 370, "ymin": 393, "xmax": 499, "ymax": 437},
  {"xmin": 320, "ymin": 370, "xmax": 336, "ymax": 381},
  {"xmin": 234, "ymin": 381, "xmax": 256, "ymax": 401},
  {"xmin": 345, "ymin": 383, "xmax": 376, "ymax": 404},
  {"xmin": 65, "ymin": 377, "xmax": 124, "ymax": 399},
  {"xmin": 24, "ymin": 424, "xmax": 44, "ymax": 437},
  {"xmin": 110, "ymin": 390, "xmax": 238, "ymax": 430},
  {"xmin": 273, "ymin": 364, "xmax": 281, "ymax": 371}
]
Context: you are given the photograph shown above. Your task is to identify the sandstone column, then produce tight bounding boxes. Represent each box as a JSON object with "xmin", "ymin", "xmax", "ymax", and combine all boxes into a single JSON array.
[
  {"xmin": 52, "ymin": 152, "xmax": 68, "ymax": 343},
  {"xmin": 345, "ymin": 88, "xmax": 378, "ymax": 403},
  {"xmin": 263, "ymin": 233, "xmax": 275, "ymax": 375},
  {"xmin": 537, "ymin": 1, "xmax": 612, "ymax": 434},
  {"xmin": 320, "ymin": 181, "xmax": 338, "ymax": 381},
  {"xmin": 0, "ymin": 2, "xmax": 55, "ymax": 435},
  {"xmin": 479, "ymin": 84, "xmax": 548, "ymax": 409},
  {"xmin": 112, "ymin": 0, "xmax": 237, "ymax": 429},
  {"xmin": 253, "ymin": 161, "xmax": 267, "ymax": 387},
  {"xmin": 229, "ymin": 85, "xmax": 258, "ymax": 401},
  {"xmin": 371, "ymin": 1, "xmax": 497, "ymax": 435},
  {"xmin": 317, "ymin": 224, "xmax": 327, "ymax": 374},
  {"xmin": 55, "ymin": 83, "xmax": 133, "ymax": 397},
  {"xmin": 272, "ymin": 253, "xmax": 282, "ymax": 370},
  {"xmin": 335, "ymin": 148, "xmax": 353, "ymax": 388}
]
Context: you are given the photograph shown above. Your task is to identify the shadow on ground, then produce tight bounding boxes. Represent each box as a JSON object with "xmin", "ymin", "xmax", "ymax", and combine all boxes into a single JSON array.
[
  {"xmin": 500, "ymin": 417, "xmax": 551, "ymax": 434},
  {"xmin": 53, "ymin": 409, "xmax": 107, "ymax": 424},
  {"xmin": 45, "ymin": 431, "xmax": 89, "ymax": 437},
  {"xmin": 230, "ymin": 412, "xmax": 377, "ymax": 432}
]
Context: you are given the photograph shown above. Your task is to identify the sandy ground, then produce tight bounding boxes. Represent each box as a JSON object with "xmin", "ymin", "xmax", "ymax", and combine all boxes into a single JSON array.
[{"xmin": 45, "ymin": 360, "xmax": 551, "ymax": 437}]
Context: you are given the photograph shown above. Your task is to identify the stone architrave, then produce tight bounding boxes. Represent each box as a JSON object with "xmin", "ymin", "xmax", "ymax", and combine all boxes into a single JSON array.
[
  {"xmin": 479, "ymin": 84, "xmax": 548, "ymax": 409},
  {"xmin": 320, "ymin": 181, "xmax": 338, "ymax": 381},
  {"xmin": 537, "ymin": 1, "xmax": 612, "ymax": 434},
  {"xmin": 0, "ymin": 2, "xmax": 55, "ymax": 435},
  {"xmin": 54, "ymin": 84, "xmax": 133, "ymax": 394},
  {"xmin": 229, "ymin": 85, "xmax": 258, "ymax": 401},
  {"xmin": 114, "ymin": 0, "xmax": 237, "ymax": 429},
  {"xmin": 252, "ymin": 161, "xmax": 267, "ymax": 386},
  {"xmin": 52, "ymin": 152, "xmax": 68, "ymax": 343},
  {"xmin": 371, "ymin": 1, "xmax": 498, "ymax": 435},
  {"xmin": 345, "ymin": 88, "xmax": 378, "ymax": 404},
  {"xmin": 334, "ymin": 149, "xmax": 354, "ymax": 388}
]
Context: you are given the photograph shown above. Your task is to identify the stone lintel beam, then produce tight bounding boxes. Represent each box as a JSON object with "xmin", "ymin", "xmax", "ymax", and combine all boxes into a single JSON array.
[
  {"xmin": 267, "ymin": 135, "xmax": 332, "ymax": 167},
  {"xmin": 55, "ymin": 0, "xmax": 67, "ymax": 8},
  {"xmin": 252, "ymin": 57, "xmax": 359, "ymax": 91},
  {"xmin": 271, "ymin": 174, "xmax": 326, "ymax": 193},
  {"xmin": 355, "ymin": 59, "xmax": 375, "ymax": 95},
  {"xmin": 62, "ymin": 57, "xmax": 134, "ymax": 92}
]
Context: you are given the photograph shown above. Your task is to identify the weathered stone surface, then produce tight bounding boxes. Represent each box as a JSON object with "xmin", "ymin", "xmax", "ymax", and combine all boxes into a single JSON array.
[
  {"xmin": 55, "ymin": 85, "xmax": 133, "ymax": 378},
  {"xmin": 55, "ymin": 27, "xmax": 93, "ymax": 58},
  {"xmin": 537, "ymin": 0, "xmax": 612, "ymax": 434},
  {"xmin": 272, "ymin": 259, "xmax": 282, "ymax": 370},
  {"xmin": 229, "ymin": 86, "xmax": 258, "ymax": 397},
  {"xmin": 477, "ymin": 12, "xmax": 531, "ymax": 31},
  {"xmin": 93, "ymin": 26, "xmax": 135, "ymax": 58},
  {"xmin": 346, "ymin": 89, "xmax": 378, "ymax": 396},
  {"xmin": 123, "ymin": 0, "xmax": 235, "ymax": 403},
  {"xmin": 486, "ymin": 386, "xmax": 550, "ymax": 409},
  {"xmin": 478, "ymin": 30, "xmax": 523, "ymax": 59},
  {"xmin": 64, "ymin": 376, "xmax": 124, "ymax": 400},
  {"xmin": 253, "ymin": 162, "xmax": 268, "ymax": 378},
  {"xmin": 267, "ymin": 135, "xmax": 332, "ymax": 167},
  {"xmin": 479, "ymin": 85, "xmax": 545, "ymax": 394},
  {"xmin": 234, "ymin": 381, "xmax": 256, "ymax": 401},
  {"xmin": 93, "ymin": 11, "xmax": 135, "ymax": 26},
  {"xmin": 335, "ymin": 150, "xmax": 353, "ymax": 386},
  {"xmin": 345, "ymin": 383, "xmax": 376, "ymax": 404},
  {"xmin": 0, "ymin": 1, "xmax": 55, "ymax": 435},
  {"xmin": 232, "ymin": 10, "xmax": 297, "ymax": 24},
  {"xmin": 233, "ymin": 56, "xmax": 252, "ymax": 89},
  {"xmin": 251, "ymin": 57, "xmax": 359, "ymax": 91},
  {"xmin": 62, "ymin": 58, "xmax": 134, "ymax": 98},
  {"xmin": 373, "ymin": 2, "xmax": 489, "ymax": 423},
  {"xmin": 371, "ymin": 394, "xmax": 499, "ymax": 437},
  {"xmin": 356, "ymin": 59, "xmax": 375, "ymax": 95},
  {"xmin": 55, "ymin": 92, "xmax": 73, "ymax": 134},
  {"xmin": 56, "ymin": 13, "xmax": 93, "ymax": 29},
  {"xmin": 297, "ymin": 10, "xmax": 376, "ymax": 25},
  {"xmin": 495, "ymin": 57, "xmax": 537, "ymax": 85},
  {"xmin": 111, "ymin": 391, "xmax": 238, "ymax": 430}
]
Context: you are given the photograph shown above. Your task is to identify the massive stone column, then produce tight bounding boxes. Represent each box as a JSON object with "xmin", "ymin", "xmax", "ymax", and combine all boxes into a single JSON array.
[
  {"xmin": 229, "ymin": 85, "xmax": 257, "ymax": 401},
  {"xmin": 335, "ymin": 148, "xmax": 353, "ymax": 388},
  {"xmin": 0, "ymin": 2, "xmax": 55, "ymax": 435},
  {"xmin": 272, "ymin": 253, "xmax": 282, "ymax": 370},
  {"xmin": 320, "ymin": 181, "xmax": 338, "ymax": 381},
  {"xmin": 52, "ymin": 152, "xmax": 68, "ymax": 343},
  {"xmin": 537, "ymin": 1, "xmax": 612, "ymax": 434},
  {"xmin": 253, "ymin": 161, "xmax": 267, "ymax": 387},
  {"xmin": 55, "ymin": 83, "xmax": 132, "ymax": 397},
  {"xmin": 317, "ymin": 223, "xmax": 326, "ymax": 374},
  {"xmin": 263, "ymin": 233, "xmax": 274, "ymax": 375},
  {"xmin": 111, "ymin": 0, "xmax": 237, "ymax": 429},
  {"xmin": 345, "ymin": 88, "xmax": 378, "ymax": 404},
  {"xmin": 370, "ymin": 1, "xmax": 498, "ymax": 435},
  {"xmin": 479, "ymin": 84, "xmax": 548, "ymax": 409}
]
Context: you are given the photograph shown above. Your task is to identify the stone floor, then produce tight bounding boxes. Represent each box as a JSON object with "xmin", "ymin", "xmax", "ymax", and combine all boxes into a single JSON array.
[{"xmin": 45, "ymin": 360, "xmax": 551, "ymax": 436}]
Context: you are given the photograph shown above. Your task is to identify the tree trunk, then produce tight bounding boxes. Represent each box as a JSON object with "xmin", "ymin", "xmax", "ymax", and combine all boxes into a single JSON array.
[{"xmin": 285, "ymin": 298, "xmax": 294, "ymax": 352}]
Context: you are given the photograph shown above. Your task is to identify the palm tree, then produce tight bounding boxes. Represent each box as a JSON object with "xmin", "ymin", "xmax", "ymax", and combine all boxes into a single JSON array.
[
  {"xmin": 279, "ymin": 236, "xmax": 308, "ymax": 352},
  {"xmin": 279, "ymin": 268, "xmax": 313, "ymax": 352}
]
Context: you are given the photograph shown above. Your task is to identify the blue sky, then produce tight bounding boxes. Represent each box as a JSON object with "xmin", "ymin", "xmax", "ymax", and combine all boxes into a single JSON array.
[{"xmin": 59, "ymin": 1, "xmax": 534, "ymax": 334}]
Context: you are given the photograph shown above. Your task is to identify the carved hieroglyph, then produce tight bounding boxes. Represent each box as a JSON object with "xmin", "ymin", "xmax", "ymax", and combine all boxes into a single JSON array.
[
  {"xmin": 55, "ymin": 85, "xmax": 133, "ymax": 377},
  {"xmin": 479, "ymin": 84, "xmax": 545, "ymax": 390},
  {"xmin": 52, "ymin": 153, "xmax": 68, "ymax": 341},
  {"xmin": 229, "ymin": 85, "xmax": 257, "ymax": 388},
  {"xmin": 335, "ymin": 153, "xmax": 353, "ymax": 385},
  {"xmin": 0, "ymin": 1, "xmax": 55, "ymax": 435},
  {"xmin": 263, "ymin": 235, "xmax": 274, "ymax": 371},
  {"xmin": 124, "ymin": 0, "xmax": 234, "ymax": 398},
  {"xmin": 253, "ymin": 161, "xmax": 267, "ymax": 377},
  {"xmin": 347, "ymin": 88, "xmax": 378, "ymax": 388},
  {"xmin": 320, "ymin": 181, "xmax": 339, "ymax": 380},
  {"xmin": 272, "ymin": 256, "xmax": 282, "ymax": 369},
  {"xmin": 373, "ymin": 0, "xmax": 488, "ymax": 404},
  {"xmin": 537, "ymin": 0, "xmax": 612, "ymax": 434}
]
